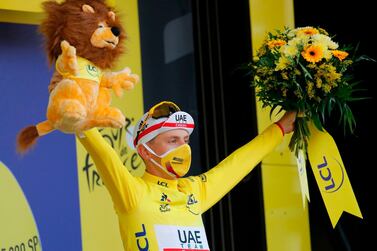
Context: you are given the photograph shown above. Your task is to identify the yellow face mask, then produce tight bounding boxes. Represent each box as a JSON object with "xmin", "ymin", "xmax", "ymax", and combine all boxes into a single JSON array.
[{"xmin": 143, "ymin": 143, "xmax": 192, "ymax": 178}]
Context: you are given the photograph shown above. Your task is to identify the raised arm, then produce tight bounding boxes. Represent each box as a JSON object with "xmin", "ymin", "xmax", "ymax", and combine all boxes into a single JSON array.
[
  {"xmin": 55, "ymin": 40, "xmax": 79, "ymax": 77},
  {"xmin": 78, "ymin": 128, "xmax": 144, "ymax": 213},
  {"xmin": 199, "ymin": 111, "xmax": 296, "ymax": 212}
]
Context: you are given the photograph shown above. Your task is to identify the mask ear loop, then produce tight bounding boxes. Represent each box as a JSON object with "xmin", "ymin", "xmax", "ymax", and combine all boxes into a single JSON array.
[
  {"xmin": 143, "ymin": 143, "xmax": 175, "ymax": 158},
  {"xmin": 142, "ymin": 144, "xmax": 177, "ymax": 178},
  {"xmin": 150, "ymin": 159, "xmax": 177, "ymax": 178},
  {"xmin": 142, "ymin": 143, "xmax": 160, "ymax": 157}
]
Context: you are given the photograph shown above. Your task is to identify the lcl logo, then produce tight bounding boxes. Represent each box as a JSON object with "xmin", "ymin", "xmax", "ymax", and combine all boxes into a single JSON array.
[
  {"xmin": 317, "ymin": 156, "xmax": 345, "ymax": 193},
  {"xmin": 135, "ymin": 224, "xmax": 149, "ymax": 251}
]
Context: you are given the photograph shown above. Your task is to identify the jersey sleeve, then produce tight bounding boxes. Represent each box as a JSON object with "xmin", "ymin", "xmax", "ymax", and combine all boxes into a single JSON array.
[
  {"xmin": 78, "ymin": 128, "xmax": 144, "ymax": 213},
  {"xmin": 198, "ymin": 123, "xmax": 284, "ymax": 212}
]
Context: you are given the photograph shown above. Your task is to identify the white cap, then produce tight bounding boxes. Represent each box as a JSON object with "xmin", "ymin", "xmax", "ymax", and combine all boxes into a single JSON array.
[{"xmin": 133, "ymin": 111, "xmax": 195, "ymax": 147}]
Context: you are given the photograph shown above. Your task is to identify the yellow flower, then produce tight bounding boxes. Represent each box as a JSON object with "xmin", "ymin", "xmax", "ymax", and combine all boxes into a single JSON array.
[
  {"xmin": 257, "ymin": 46, "xmax": 267, "ymax": 57},
  {"xmin": 275, "ymin": 56, "xmax": 291, "ymax": 71},
  {"xmin": 295, "ymin": 26, "xmax": 319, "ymax": 36},
  {"xmin": 280, "ymin": 36, "xmax": 308, "ymax": 58},
  {"xmin": 281, "ymin": 44, "xmax": 299, "ymax": 57},
  {"xmin": 323, "ymin": 84, "xmax": 332, "ymax": 93},
  {"xmin": 312, "ymin": 41, "xmax": 332, "ymax": 60},
  {"xmin": 301, "ymin": 45, "xmax": 324, "ymax": 63},
  {"xmin": 307, "ymin": 63, "xmax": 317, "ymax": 69},
  {"xmin": 316, "ymin": 78, "xmax": 322, "ymax": 88},
  {"xmin": 312, "ymin": 34, "xmax": 338, "ymax": 49},
  {"xmin": 281, "ymin": 71, "xmax": 289, "ymax": 80},
  {"xmin": 320, "ymin": 64, "xmax": 341, "ymax": 82},
  {"xmin": 282, "ymin": 88, "xmax": 288, "ymax": 97},
  {"xmin": 332, "ymin": 50, "xmax": 349, "ymax": 61},
  {"xmin": 267, "ymin": 39, "xmax": 286, "ymax": 48},
  {"xmin": 314, "ymin": 64, "xmax": 342, "ymax": 91},
  {"xmin": 323, "ymin": 49, "xmax": 333, "ymax": 60},
  {"xmin": 306, "ymin": 81, "xmax": 315, "ymax": 99}
]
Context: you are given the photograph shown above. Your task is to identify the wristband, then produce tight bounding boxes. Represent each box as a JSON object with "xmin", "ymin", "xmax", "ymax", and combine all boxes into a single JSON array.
[{"xmin": 275, "ymin": 122, "xmax": 285, "ymax": 136}]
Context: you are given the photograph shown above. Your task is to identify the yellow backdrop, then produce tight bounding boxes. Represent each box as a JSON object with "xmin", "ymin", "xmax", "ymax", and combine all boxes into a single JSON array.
[
  {"xmin": 75, "ymin": 0, "xmax": 145, "ymax": 250},
  {"xmin": 249, "ymin": 0, "xmax": 312, "ymax": 250}
]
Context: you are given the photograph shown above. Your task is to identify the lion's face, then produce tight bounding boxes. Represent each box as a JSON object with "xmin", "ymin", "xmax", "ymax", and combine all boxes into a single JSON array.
[
  {"xmin": 40, "ymin": 0, "xmax": 126, "ymax": 69},
  {"xmin": 81, "ymin": 4, "xmax": 120, "ymax": 49},
  {"xmin": 91, "ymin": 21, "xmax": 120, "ymax": 49}
]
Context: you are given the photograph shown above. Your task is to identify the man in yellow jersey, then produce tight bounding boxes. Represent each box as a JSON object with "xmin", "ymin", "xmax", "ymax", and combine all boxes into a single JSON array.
[{"xmin": 78, "ymin": 101, "xmax": 296, "ymax": 251}]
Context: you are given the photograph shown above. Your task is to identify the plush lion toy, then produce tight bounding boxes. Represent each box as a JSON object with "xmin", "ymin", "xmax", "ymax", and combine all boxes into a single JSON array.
[{"xmin": 16, "ymin": 0, "xmax": 139, "ymax": 154}]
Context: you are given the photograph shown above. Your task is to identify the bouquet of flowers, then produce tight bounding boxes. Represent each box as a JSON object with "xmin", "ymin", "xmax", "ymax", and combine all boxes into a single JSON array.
[{"xmin": 248, "ymin": 26, "xmax": 372, "ymax": 157}]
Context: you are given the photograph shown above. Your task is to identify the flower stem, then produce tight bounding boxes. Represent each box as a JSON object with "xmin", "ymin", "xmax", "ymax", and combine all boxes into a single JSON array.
[{"xmin": 289, "ymin": 117, "xmax": 310, "ymax": 158}]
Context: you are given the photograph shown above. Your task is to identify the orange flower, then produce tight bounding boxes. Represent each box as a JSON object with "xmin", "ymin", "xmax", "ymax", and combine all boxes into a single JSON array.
[
  {"xmin": 332, "ymin": 50, "xmax": 349, "ymax": 61},
  {"xmin": 296, "ymin": 27, "xmax": 319, "ymax": 36},
  {"xmin": 267, "ymin": 39, "xmax": 286, "ymax": 49},
  {"xmin": 301, "ymin": 45, "xmax": 323, "ymax": 63}
]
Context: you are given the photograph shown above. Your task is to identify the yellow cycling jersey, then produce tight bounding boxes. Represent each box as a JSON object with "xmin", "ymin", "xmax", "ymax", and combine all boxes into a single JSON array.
[
  {"xmin": 78, "ymin": 123, "xmax": 283, "ymax": 251},
  {"xmin": 56, "ymin": 56, "xmax": 102, "ymax": 82}
]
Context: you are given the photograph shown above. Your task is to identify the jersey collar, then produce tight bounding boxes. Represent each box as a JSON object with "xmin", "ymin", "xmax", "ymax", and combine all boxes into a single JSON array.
[{"xmin": 142, "ymin": 172, "xmax": 178, "ymax": 189}]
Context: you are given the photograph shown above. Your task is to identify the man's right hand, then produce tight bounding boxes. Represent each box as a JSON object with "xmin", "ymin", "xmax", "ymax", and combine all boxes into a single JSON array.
[{"xmin": 277, "ymin": 111, "xmax": 296, "ymax": 134}]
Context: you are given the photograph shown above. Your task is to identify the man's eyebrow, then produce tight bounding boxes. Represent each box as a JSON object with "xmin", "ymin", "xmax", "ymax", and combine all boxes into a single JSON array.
[
  {"xmin": 166, "ymin": 135, "xmax": 189, "ymax": 140},
  {"xmin": 166, "ymin": 135, "xmax": 179, "ymax": 140}
]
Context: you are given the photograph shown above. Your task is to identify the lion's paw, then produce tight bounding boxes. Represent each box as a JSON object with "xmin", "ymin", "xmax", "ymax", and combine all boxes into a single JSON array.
[
  {"xmin": 93, "ymin": 107, "xmax": 125, "ymax": 128},
  {"xmin": 111, "ymin": 67, "xmax": 139, "ymax": 97},
  {"xmin": 59, "ymin": 40, "xmax": 79, "ymax": 75},
  {"xmin": 60, "ymin": 99, "xmax": 87, "ymax": 123}
]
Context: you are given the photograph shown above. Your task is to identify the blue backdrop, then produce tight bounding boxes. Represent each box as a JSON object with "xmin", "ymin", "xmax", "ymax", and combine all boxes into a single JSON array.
[{"xmin": 0, "ymin": 22, "xmax": 82, "ymax": 250}]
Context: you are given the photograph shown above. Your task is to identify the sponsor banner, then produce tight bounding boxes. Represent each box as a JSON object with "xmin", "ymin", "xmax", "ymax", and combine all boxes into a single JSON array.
[
  {"xmin": 307, "ymin": 123, "xmax": 362, "ymax": 227},
  {"xmin": 154, "ymin": 225, "xmax": 210, "ymax": 251},
  {"xmin": 0, "ymin": 161, "xmax": 42, "ymax": 251}
]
